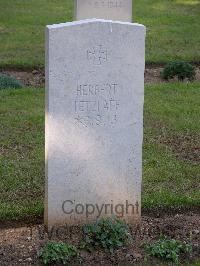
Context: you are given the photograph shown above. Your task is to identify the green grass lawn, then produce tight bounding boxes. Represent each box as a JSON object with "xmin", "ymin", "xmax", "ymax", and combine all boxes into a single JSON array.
[
  {"xmin": 0, "ymin": 0, "xmax": 199, "ymax": 68},
  {"xmin": 0, "ymin": 83, "xmax": 199, "ymax": 220}
]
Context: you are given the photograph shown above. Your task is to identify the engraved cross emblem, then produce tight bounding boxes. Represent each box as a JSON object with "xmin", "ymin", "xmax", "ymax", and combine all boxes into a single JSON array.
[{"xmin": 87, "ymin": 45, "xmax": 108, "ymax": 65}]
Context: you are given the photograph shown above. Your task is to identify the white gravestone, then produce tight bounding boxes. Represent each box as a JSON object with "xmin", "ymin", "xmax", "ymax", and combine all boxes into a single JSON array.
[
  {"xmin": 75, "ymin": 0, "xmax": 132, "ymax": 22},
  {"xmin": 45, "ymin": 19, "xmax": 146, "ymax": 229}
]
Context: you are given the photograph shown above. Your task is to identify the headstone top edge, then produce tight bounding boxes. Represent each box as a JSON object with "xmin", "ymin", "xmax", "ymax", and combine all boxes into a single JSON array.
[{"xmin": 46, "ymin": 19, "xmax": 145, "ymax": 30}]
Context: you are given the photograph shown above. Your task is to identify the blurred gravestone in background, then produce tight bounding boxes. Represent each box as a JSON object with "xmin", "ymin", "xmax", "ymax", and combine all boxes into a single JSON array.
[{"xmin": 75, "ymin": 0, "xmax": 132, "ymax": 22}]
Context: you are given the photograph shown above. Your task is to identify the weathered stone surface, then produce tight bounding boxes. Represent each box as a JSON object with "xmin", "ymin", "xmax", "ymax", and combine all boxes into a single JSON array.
[
  {"xmin": 45, "ymin": 19, "xmax": 146, "ymax": 228},
  {"xmin": 75, "ymin": 0, "xmax": 132, "ymax": 22}
]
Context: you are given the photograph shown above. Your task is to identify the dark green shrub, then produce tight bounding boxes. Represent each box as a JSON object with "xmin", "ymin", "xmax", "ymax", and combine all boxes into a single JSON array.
[
  {"xmin": 82, "ymin": 216, "xmax": 132, "ymax": 252},
  {"xmin": 0, "ymin": 74, "xmax": 23, "ymax": 89},
  {"xmin": 38, "ymin": 242, "xmax": 79, "ymax": 265},
  {"xmin": 144, "ymin": 237, "xmax": 192, "ymax": 264},
  {"xmin": 161, "ymin": 61, "xmax": 195, "ymax": 81}
]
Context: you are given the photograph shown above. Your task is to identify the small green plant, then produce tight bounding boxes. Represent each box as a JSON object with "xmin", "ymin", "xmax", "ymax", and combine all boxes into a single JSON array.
[
  {"xmin": 0, "ymin": 74, "xmax": 23, "ymax": 89},
  {"xmin": 38, "ymin": 241, "xmax": 79, "ymax": 265},
  {"xmin": 161, "ymin": 61, "xmax": 195, "ymax": 81},
  {"xmin": 82, "ymin": 216, "xmax": 132, "ymax": 252},
  {"xmin": 144, "ymin": 237, "xmax": 192, "ymax": 264}
]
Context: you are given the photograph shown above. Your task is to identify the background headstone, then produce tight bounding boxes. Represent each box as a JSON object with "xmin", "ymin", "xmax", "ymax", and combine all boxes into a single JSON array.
[
  {"xmin": 75, "ymin": 0, "xmax": 133, "ymax": 22},
  {"xmin": 45, "ymin": 19, "xmax": 146, "ymax": 228}
]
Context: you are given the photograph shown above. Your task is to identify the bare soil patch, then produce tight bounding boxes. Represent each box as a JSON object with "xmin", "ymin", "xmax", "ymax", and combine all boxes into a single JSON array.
[
  {"xmin": 0, "ymin": 213, "xmax": 199, "ymax": 265},
  {"xmin": 1, "ymin": 70, "xmax": 45, "ymax": 88},
  {"xmin": 158, "ymin": 134, "xmax": 200, "ymax": 164},
  {"xmin": 1, "ymin": 66, "xmax": 200, "ymax": 88},
  {"xmin": 145, "ymin": 66, "xmax": 200, "ymax": 84}
]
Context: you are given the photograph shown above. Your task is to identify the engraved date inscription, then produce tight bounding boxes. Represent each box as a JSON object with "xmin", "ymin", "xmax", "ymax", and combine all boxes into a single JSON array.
[{"xmin": 90, "ymin": 0, "xmax": 124, "ymax": 8}]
